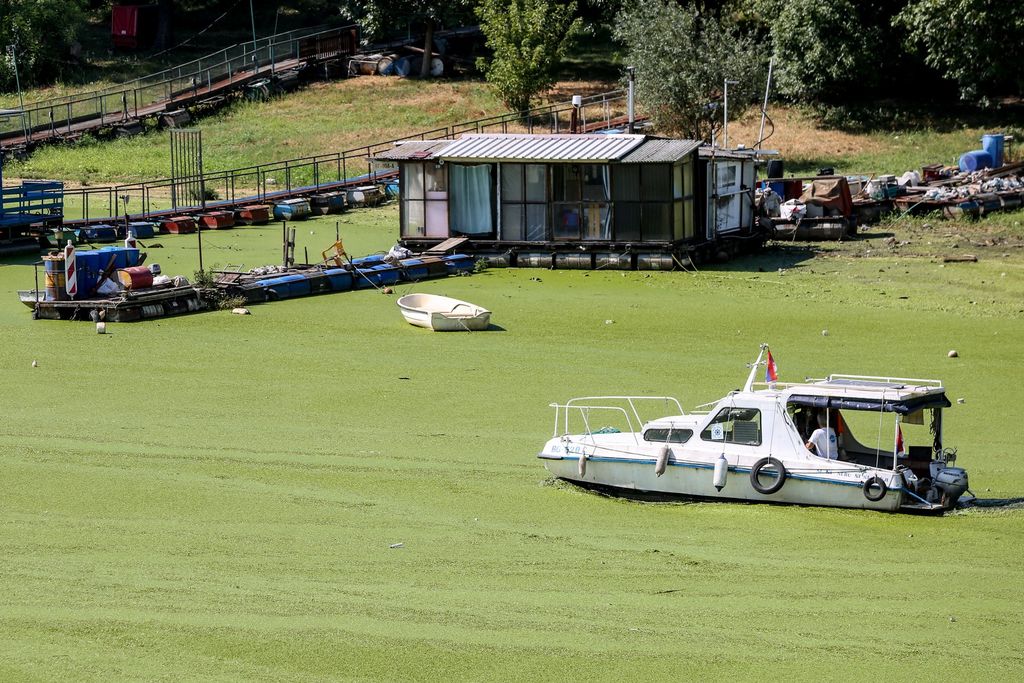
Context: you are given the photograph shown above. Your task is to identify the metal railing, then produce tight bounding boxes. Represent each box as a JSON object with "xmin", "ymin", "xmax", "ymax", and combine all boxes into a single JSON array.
[
  {"xmin": 60, "ymin": 90, "xmax": 631, "ymax": 223},
  {"xmin": 1, "ymin": 25, "xmax": 359, "ymax": 147}
]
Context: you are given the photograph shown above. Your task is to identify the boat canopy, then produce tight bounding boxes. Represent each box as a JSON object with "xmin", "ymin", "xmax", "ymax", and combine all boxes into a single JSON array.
[{"xmin": 786, "ymin": 393, "xmax": 951, "ymax": 415}]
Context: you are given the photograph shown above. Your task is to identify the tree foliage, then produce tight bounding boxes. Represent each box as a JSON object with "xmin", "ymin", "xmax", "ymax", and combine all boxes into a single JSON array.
[
  {"xmin": 0, "ymin": 0, "xmax": 87, "ymax": 91},
  {"xmin": 476, "ymin": 0, "xmax": 583, "ymax": 114},
  {"xmin": 896, "ymin": 0, "xmax": 1024, "ymax": 99},
  {"xmin": 613, "ymin": 0, "xmax": 765, "ymax": 141},
  {"xmin": 752, "ymin": 0, "xmax": 889, "ymax": 103}
]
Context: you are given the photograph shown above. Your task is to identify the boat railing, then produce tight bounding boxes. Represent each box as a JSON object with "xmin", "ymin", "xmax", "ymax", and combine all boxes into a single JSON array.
[
  {"xmin": 550, "ymin": 396, "xmax": 683, "ymax": 440},
  {"xmin": 820, "ymin": 374, "xmax": 944, "ymax": 389}
]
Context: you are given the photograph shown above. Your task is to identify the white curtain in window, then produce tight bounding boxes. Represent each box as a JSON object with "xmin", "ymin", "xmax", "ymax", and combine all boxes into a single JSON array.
[{"xmin": 450, "ymin": 164, "xmax": 494, "ymax": 235}]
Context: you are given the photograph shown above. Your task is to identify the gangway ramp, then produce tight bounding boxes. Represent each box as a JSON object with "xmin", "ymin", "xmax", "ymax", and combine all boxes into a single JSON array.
[{"xmin": 0, "ymin": 25, "xmax": 359, "ymax": 152}]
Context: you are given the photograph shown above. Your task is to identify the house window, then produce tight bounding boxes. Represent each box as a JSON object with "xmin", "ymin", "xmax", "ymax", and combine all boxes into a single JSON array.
[
  {"xmin": 674, "ymin": 160, "xmax": 696, "ymax": 240},
  {"xmin": 401, "ymin": 162, "xmax": 448, "ymax": 238},
  {"xmin": 612, "ymin": 164, "xmax": 675, "ymax": 242},
  {"xmin": 700, "ymin": 407, "xmax": 762, "ymax": 446},
  {"xmin": 552, "ymin": 164, "xmax": 611, "ymax": 240},
  {"xmin": 500, "ymin": 163, "xmax": 547, "ymax": 240}
]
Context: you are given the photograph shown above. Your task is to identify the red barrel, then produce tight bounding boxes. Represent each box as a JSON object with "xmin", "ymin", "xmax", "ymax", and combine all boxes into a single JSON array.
[{"xmin": 117, "ymin": 265, "xmax": 154, "ymax": 290}]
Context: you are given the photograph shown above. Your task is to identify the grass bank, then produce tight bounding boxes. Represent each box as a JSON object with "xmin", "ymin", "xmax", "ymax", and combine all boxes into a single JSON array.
[
  {"xmin": 6, "ymin": 75, "xmax": 1021, "ymax": 189},
  {"xmin": 1, "ymin": 204, "xmax": 1022, "ymax": 680}
]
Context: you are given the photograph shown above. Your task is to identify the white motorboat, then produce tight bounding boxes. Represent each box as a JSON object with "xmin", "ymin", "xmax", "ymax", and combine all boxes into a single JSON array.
[
  {"xmin": 397, "ymin": 293, "xmax": 491, "ymax": 331},
  {"xmin": 539, "ymin": 345, "xmax": 972, "ymax": 512}
]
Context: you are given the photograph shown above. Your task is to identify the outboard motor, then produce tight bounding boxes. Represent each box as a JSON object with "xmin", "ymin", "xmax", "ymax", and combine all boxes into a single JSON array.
[{"xmin": 932, "ymin": 467, "xmax": 969, "ymax": 507}]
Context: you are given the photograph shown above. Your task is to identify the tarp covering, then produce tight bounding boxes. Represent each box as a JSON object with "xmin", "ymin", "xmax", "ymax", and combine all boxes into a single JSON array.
[
  {"xmin": 786, "ymin": 393, "xmax": 951, "ymax": 415},
  {"xmin": 799, "ymin": 177, "xmax": 853, "ymax": 217}
]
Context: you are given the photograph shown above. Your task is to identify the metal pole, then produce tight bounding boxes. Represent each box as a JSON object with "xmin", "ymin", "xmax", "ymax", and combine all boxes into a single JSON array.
[
  {"xmin": 757, "ymin": 57, "xmax": 774, "ymax": 151},
  {"xmin": 8, "ymin": 45, "xmax": 28, "ymax": 142},
  {"xmin": 626, "ymin": 66, "xmax": 636, "ymax": 134},
  {"xmin": 249, "ymin": 0, "xmax": 259, "ymax": 54}
]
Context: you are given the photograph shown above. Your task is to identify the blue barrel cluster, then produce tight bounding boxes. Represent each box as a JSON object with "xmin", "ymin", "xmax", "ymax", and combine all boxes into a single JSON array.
[
  {"xmin": 249, "ymin": 253, "xmax": 475, "ymax": 302},
  {"xmin": 66, "ymin": 247, "xmax": 140, "ymax": 299},
  {"xmin": 959, "ymin": 133, "xmax": 1005, "ymax": 172}
]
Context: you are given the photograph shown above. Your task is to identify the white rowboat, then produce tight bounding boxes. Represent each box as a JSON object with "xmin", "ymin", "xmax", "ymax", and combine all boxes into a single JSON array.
[{"xmin": 397, "ymin": 293, "xmax": 491, "ymax": 331}]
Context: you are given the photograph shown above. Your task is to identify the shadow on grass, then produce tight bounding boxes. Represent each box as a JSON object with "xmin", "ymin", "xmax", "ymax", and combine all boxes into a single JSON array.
[
  {"xmin": 810, "ymin": 100, "xmax": 1024, "ymax": 135},
  {"xmin": 705, "ymin": 245, "xmax": 818, "ymax": 272}
]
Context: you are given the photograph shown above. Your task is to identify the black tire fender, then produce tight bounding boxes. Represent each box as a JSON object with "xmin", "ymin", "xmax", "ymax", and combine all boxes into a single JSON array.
[
  {"xmin": 750, "ymin": 457, "xmax": 787, "ymax": 495},
  {"xmin": 863, "ymin": 475, "xmax": 888, "ymax": 502}
]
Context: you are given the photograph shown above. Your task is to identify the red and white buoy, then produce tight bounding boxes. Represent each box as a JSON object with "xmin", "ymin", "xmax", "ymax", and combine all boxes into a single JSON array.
[
  {"xmin": 125, "ymin": 231, "xmax": 138, "ymax": 249},
  {"xmin": 63, "ymin": 240, "xmax": 77, "ymax": 298}
]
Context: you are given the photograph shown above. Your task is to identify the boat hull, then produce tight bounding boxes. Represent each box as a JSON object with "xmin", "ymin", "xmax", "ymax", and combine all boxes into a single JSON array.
[
  {"xmin": 539, "ymin": 446, "xmax": 906, "ymax": 512},
  {"xmin": 397, "ymin": 293, "xmax": 491, "ymax": 331}
]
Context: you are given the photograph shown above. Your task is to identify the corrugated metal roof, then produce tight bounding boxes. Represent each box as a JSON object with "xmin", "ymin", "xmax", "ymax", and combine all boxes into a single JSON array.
[
  {"xmin": 373, "ymin": 139, "xmax": 452, "ymax": 161},
  {"xmin": 438, "ymin": 134, "xmax": 647, "ymax": 162},
  {"xmin": 619, "ymin": 138, "xmax": 702, "ymax": 163},
  {"xmin": 697, "ymin": 145, "xmax": 760, "ymax": 160}
]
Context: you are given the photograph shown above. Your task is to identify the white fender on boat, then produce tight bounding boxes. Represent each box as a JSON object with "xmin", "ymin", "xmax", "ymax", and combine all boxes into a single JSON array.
[
  {"xmin": 713, "ymin": 454, "xmax": 729, "ymax": 491},
  {"xmin": 655, "ymin": 446, "xmax": 670, "ymax": 477},
  {"xmin": 578, "ymin": 450, "xmax": 587, "ymax": 477}
]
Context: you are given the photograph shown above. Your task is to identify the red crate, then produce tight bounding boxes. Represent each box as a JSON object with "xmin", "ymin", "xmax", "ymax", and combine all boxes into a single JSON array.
[
  {"xmin": 234, "ymin": 204, "xmax": 272, "ymax": 225},
  {"xmin": 160, "ymin": 216, "xmax": 197, "ymax": 234},
  {"xmin": 198, "ymin": 210, "xmax": 235, "ymax": 230}
]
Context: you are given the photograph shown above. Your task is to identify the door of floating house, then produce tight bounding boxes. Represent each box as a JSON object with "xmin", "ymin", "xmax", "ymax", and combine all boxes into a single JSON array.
[
  {"xmin": 702, "ymin": 151, "xmax": 755, "ymax": 240},
  {"xmin": 401, "ymin": 162, "xmax": 449, "ymax": 238}
]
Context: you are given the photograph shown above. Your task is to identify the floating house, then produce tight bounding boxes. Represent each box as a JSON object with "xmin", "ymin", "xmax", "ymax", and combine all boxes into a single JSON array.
[{"xmin": 373, "ymin": 133, "xmax": 762, "ymax": 269}]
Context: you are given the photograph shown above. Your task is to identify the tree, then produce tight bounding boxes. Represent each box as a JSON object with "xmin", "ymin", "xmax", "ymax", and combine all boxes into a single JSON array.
[
  {"xmin": 476, "ymin": 0, "xmax": 583, "ymax": 114},
  {"xmin": 896, "ymin": 0, "xmax": 1024, "ymax": 99},
  {"xmin": 0, "ymin": 0, "xmax": 87, "ymax": 91},
  {"xmin": 752, "ymin": 0, "xmax": 888, "ymax": 103},
  {"xmin": 613, "ymin": 1, "xmax": 765, "ymax": 141}
]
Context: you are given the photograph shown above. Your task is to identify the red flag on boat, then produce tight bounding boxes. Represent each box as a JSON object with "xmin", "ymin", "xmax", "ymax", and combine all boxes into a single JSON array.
[
  {"xmin": 896, "ymin": 423, "xmax": 905, "ymax": 454},
  {"xmin": 764, "ymin": 348, "xmax": 778, "ymax": 382}
]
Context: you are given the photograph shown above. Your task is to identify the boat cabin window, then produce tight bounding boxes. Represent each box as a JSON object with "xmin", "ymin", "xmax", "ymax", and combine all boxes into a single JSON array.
[
  {"xmin": 643, "ymin": 428, "xmax": 693, "ymax": 444},
  {"xmin": 700, "ymin": 407, "xmax": 761, "ymax": 446}
]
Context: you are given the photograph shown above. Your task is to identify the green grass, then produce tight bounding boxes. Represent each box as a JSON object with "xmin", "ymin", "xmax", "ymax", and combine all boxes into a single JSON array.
[
  {"xmin": 5, "ymin": 79, "xmax": 508, "ymax": 186},
  {"xmin": 1, "ymin": 204, "xmax": 1023, "ymax": 680}
]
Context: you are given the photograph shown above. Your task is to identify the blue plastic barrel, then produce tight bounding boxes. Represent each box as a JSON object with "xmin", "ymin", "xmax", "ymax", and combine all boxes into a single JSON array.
[
  {"xmin": 81, "ymin": 224, "xmax": 118, "ymax": 243},
  {"xmin": 306, "ymin": 272, "xmax": 332, "ymax": 294},
  {"xmin": 392, "ymin": 57, "xmax": 411, "ymax": 77},
  {"xmin": 99, "ymin": 246, "xmax": 140, "ymax": 270},
  {"xmin": 324, "ymin": 268, "xmax": 354, "ymax": 291},
  {"xmin": 444, "ymin": 253, "xmax": 475, "ymax": 274},
  {"xmin": 128, "ymin": 221, "xmax": 155, "ymax": 239},
  {"xmin": 959, "ymin": 150, "xmax": 993, "ymax": 172},
  {"xmin": 399, "ymin": 258, "xmax": 429, "ymax": 281},
  {"xmin": 981, "ymin": 134, "xmax": 1005, "ymax": 168},
  {"xmin": 353, "ymin": 265, "xmax": 400, "ymax": 289},
  {"xmin": 73, "ymin": 250, "xmax": 102, "ymax": 298}
]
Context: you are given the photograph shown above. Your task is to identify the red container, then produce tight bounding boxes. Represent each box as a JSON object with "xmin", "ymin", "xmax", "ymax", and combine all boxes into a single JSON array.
[
  {"xmin": 234, "ymin": 204, "xmax": 272, "ymax": 225},
  {"xmin": 160, "ymin": 216, "xmax": 197, "ymax": 234},
  {"xmin": 117, "ymin": 266, "xmax": 154, "ymax": 290},
  {"xmin": 198, "ymin": 210, "xmax": 235, "ymax": 230},
  {"xmin": 111, "ymin": 5, "xmax": 158, "ymax": 49}
]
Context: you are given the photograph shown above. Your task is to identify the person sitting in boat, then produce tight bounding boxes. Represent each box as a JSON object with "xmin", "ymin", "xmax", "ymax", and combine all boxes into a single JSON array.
[{"xmin": 805, "ymin": 410, "xmax": 840, "ymax": 460}]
